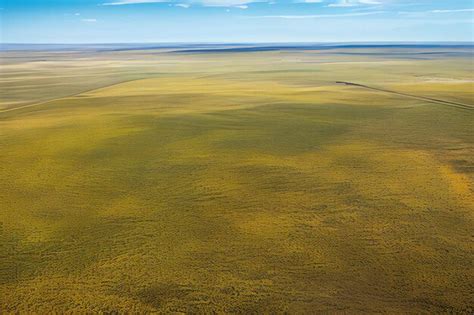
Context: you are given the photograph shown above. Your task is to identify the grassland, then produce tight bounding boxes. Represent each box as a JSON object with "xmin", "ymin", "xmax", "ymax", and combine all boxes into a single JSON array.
[{"xmin": 0, "ymin": 45, "xmax": 473, "ymax": 313}]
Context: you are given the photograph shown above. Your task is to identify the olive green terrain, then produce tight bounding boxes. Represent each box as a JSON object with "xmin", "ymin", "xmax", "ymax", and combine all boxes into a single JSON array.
[{"xmin": 0, "ymin": 47, "xmax": 473, "ymax": 313}]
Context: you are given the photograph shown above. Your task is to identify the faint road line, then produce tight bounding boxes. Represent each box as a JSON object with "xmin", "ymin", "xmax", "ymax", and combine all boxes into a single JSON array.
[
  {"xmin": 0, "ymin": 78, "xmax": 148, "ymax": 115},
  {"xmin": 336, "ymin": 81, "xmax": 474, "ymax": 111}
]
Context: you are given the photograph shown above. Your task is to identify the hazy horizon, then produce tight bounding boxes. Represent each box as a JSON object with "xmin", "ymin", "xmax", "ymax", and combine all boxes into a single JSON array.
[{"xmin": 2, "ymin": 41, "xmax": 473, "ymax": 51}]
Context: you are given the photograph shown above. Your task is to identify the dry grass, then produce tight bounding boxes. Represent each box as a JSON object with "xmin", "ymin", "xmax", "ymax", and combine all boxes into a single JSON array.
[{"xmin": 0, "ymin": 47, "xmax": 473, "ymax": 313}]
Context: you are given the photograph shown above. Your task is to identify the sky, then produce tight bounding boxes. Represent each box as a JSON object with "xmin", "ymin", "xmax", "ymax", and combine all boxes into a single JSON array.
[{"xmin": 0, "ymin": 0, "xmax": 473, "ymax": 43}]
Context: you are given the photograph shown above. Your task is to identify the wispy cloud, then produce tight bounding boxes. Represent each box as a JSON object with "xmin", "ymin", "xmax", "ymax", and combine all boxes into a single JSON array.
[
  {"xmin": 328, "ymin": 0, "xmax": 381, "ymax": 7},
  {"xmin": 81, "ymin": 18, "xmax": 97, "ymax": 22},
  {"xmin": 102, "ymin": 0, "xmax": 258, "ymax": 7},
  {"xmin": 359, "ymin": 0, "xmax": 381, "ymax": 4},
  {"xmin": 431, "ymin": 8, "xmax": 474, "ymax": 13},
  {"xmin": 398, "ymin": 8, "xmax": 474, "ymax": 17},
  {"xmin": 194, "ymin": 0, "xmax": 258, "ymax": 6},
  {"xmin": 251, "ymin": 10, "xmax": 385, "ymax": 18},
  {"xmin": 100, "ymin": 0, "xmax": 386, "ymax": 8},
  {"xmin": 296, "ymin": 0, "xmax": 324, "ymax": 3},
  {"xmin": 102, "ymin": 0, "xmax": 166, "ymax": 5}
]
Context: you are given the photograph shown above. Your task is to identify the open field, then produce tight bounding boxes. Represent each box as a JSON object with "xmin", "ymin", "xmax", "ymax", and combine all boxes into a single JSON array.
[{"xmin": 1, "ymin": 44, "xmax": 473, "ymax": 313}]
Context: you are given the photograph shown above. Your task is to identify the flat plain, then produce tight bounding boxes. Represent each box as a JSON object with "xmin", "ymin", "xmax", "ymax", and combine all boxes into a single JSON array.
[{"xmin": 0, "ymin": 44, "xmax": 473, "ymax": 313}]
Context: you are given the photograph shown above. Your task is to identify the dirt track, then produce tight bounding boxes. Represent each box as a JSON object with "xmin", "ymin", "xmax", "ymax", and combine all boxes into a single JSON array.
[{"xmin": 336, "ymin": 81, "xmax": 474, "ymax": 111}]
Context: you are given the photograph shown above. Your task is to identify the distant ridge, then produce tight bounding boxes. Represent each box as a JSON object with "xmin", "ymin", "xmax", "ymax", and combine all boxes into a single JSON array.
[{"xmin": 1, "ymin": 42, "xmax": 473, "ymax": 52}]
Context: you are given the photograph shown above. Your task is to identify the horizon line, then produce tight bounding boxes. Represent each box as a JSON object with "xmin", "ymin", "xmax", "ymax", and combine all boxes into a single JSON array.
[{"xmin": 2, "ymin": 41, "xmax": 474, "ymax": 45}]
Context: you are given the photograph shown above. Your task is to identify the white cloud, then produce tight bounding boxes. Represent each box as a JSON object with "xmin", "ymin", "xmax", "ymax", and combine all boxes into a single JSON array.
[
  {"xmin": 253, "ymin": 10, "xmax": 385, "ymax": 18},
  {"xmin": 398, "ymin": 8, "xmax": 474, "ymax": 17},
  {"xmin": 194, "ymin": 0, "xmax": 257, "ymax": 6},
  {"xmin": 328, "ymin": 0, "xmax": 381, "ymax": 7},
  {"xmin": 297, "ymin": 0, "xmax": 324, "ymax": 3},
  {"xmin": 176, "ymin": 3, "xmax": 190, "ymax": 7},
  {"xmin": 102, "ymin": 0, "xmax": 166, "ymax": 5},
  {"xmin": 81, "ymin": 18, "xmax": 97, "ymax": 22},
  {"xmin": 328, "ymin": 1, "xmax": 356, "ymax": 7},
  {"xmin": 431, "ymin": 8, "xmax": 474, "ymax": 13},
  {"xmin": 102, "ymin": 0, "xmax": 258, "ymax": 7},
  {"xmin": 359, "ymin": 0, "xmax": 381, "ymax": 4}
]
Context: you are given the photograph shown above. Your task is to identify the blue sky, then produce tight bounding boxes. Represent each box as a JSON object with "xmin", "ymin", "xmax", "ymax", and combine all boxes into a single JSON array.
[{"xmin": 1, "ymin": 0, "xmax": 473, "ymax": 43}]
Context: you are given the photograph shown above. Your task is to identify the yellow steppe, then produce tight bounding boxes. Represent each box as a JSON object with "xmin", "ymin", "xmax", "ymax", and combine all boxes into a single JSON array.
[{"xmin": 0, "ymin": 49, "xmax": 473, "ymax": 313}]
